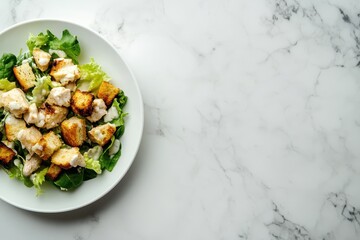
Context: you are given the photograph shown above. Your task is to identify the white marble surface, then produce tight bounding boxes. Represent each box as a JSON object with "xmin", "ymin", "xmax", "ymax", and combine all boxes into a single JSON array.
[{"xmin": 0, "ymin": 0, "xmax": 359, "ymax": 239}]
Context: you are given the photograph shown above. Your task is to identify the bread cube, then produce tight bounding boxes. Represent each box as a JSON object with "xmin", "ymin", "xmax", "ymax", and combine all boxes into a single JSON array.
[
  {"xmin": 88, "ymin": 123, "xmax": 116, "ymax": 146},
  {"xmin": 13, "ymin": 62, "xmax": 36, "ymax": 91},
  {"xmin": 60, "ymin": 117, "xmax": 86, "ymax": 147}
]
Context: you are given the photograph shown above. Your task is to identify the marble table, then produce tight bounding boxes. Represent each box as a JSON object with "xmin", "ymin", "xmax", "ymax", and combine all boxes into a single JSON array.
[{"xmin": 0, "ymin": 0, "xmax": 359, "ymax": 239}]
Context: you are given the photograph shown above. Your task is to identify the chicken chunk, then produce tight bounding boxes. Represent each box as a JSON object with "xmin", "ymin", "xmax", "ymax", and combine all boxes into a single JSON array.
[
  {"xmin": 23, "ymin": 155, "xmax": 42, "ymax": 177},
  {"xmin": 88, "ymin": 123, "xmax": 116, "ymax": 146},
  {"xmin": 71, "ymin": 89, "xmax": 94, "ymax": 117},
  {"xmin": 32, "ymin": 131, "xmax": 62, "ymax": 160},
  {"xmin": 50, "ymin": 58, "xmax": 80, "ymax": 85},
  {"xmin": 23, "ymin": 103, "xmax": 39, "ymax": 125},
  {"xmin": 0, "ymin": 88, "xmax": 29, "ymax": 118},
  {"xmin": 17, "ymin": 127, "xmax": 42, "ymax": 154},
  {"xmin": 60, "ymin": 117, "xmax": 86, "ymax": 147},
  {"xmin": 13, "ymin": 62, "xmax": 36, "ymax": 91},
  {"xmin": 0, "ymin": 142, "xmax": 15, "ymax": 164},
  {"xmin": 5, "ymin": 114, "xmax": 27, "ymax": 141},
  {"xmin": 37, "ymin": 103, "xmax": 68, "ymax": 129},
  {"xmin": 87, "ymin": 99, "xmax": 107, "ymax": 122},
  {"xmin": 97, "ymin": 81, "xmax": 120, "ymax": 106},
  {"xmin": 45, "ymin": 87, "xmax": 71, "ymax": 107},
  {"xmin": 33, "ymin": 48, "xmax": 51, "ymax": 72},
  {"xmin": 51, "ymin": 147, "xmax": 85, "ymax": 169}
]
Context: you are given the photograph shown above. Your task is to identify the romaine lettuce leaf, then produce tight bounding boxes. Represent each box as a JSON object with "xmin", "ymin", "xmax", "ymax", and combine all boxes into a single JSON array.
[
  {"xmin": 27, "ymin": 29, "xmax": 80, "ymax": 63},
  {"xmin": 1, "ymin": 160, "xmax": 33, "ymax": 188},
  {"xmin": 0, "ymin": 78, "xmax": 16, "ymax": 91},
  {"xmin": 31, "ymin": 75, "xmax": 54, "ymax": 106},
  {"xmin": 84, "ymin": 156, "xmax": 102, "ymax": 174},
  {"xmin": 110, "ymin": 98, "xmax": 128, "ymax": 127},
  {"xmin": 32, "ymin": 167, "xmax": 48, "ymax": 196},
  {"xmin": 0, "ymin": 53, "xmax": 17, "ymax": 81},
  {"xmin": 99, "ymin": 136, "xmax": 122, "ymax": 171},
  {"xmin": 54, "ymin": 168, "xmax": 84, "ymax": 191},
  {"xmin": 78, "ymin": 58, "xmax": 110, "ymax": 93},
  {"xmin": 49, "ymin": 30, "xmax": 80, "ymax": 64},
  {"xmin": 26, "ymin": 32, "xmax": 51, "ymax": 52}
]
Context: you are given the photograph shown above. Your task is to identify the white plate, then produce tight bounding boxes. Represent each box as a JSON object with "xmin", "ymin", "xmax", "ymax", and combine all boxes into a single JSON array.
[{"xmin": 0, "ymin": 19, "xmax": 144, "ymax": 213}]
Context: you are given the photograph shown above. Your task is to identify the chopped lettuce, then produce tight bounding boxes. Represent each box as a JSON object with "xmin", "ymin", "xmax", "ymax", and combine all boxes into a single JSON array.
[
  {"xmin": 31, "ymin": 167, "xmax": 48, "ymax": 196},
  {"xmin": 26, "ymin": 32, "xmax": 52, "ymax": 52},
  {"xmin": 84, "ymin": 146, "xmax": 103, "ymax": 174},
  {"xmin": 0, "ymin": 78, "xmax": 16, "ymax": 91},
  {"xmin": 49, "ymin": 30, "xmax": 81, "ymax": 63},
  {"xmin": 54, "ymin": 168, "xmax": 84, "ymax": 191},
  {"xmin": 100, "ymin": 136, "xmax": 122, "ymax": 171},
  {"xmin": 2, "ymin": 160, "xmax": 33, "ymax": 188},
  {"xmin": 0, "ymin": 53, "xmax": 17, "ymax": 81},
  {"xmin": 78, "ymin": 58, "xmax": 110, "ymax": 93},
  {"xmin": 31, "ymin": 75, "xmax": 54, "ymax": 106},
  {"xmin": 27, "ymin": 30, "xmax": 80, "ymax": 63},
  {"xmin": 111, "ymin": 98, "xmax": 128, "ymax": 127}
]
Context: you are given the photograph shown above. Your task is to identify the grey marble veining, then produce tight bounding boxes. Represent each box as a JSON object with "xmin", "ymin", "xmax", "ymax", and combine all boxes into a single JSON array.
[{"xmin": 0, "ymin": 0, "xmax": 359, "ymax": 239}]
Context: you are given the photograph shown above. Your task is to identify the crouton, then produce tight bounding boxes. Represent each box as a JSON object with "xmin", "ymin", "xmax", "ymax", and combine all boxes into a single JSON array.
[
  {"xmin": 0, "ymin": 88, "xmax": 29, "ymax": 118},
  {"xmin": 37, "ymin": 103, "xmax": 68, "ymax": 129},
  {"xmin": 0, "ymin": 142, "xmax": 15, "ymax": 164},
  {"xmin": 97, "ymin": 81, "xmax": 120, "ymax": 106},
  {"xmin": 50, "ymin": 58, "xmax": 80, "ymax": 85},
  {"xmin": 13, "ymin": 62, "xmax": 36, "ymax": 91},
  {"xmin": 60, "ymin": 117, "xmax": 86, "ymax": 147},
  {"xmin": 45, "ymin": 87, "xmax": 71, "ymax": 107},
  {"xmin": 17, "ymin": 127, "xmax": 42, "ymax": 154},
  {"xmin": 5, "ymin": 114, "xmax": 27, "ymax": 141},
  {"xmin": 32, "ymin": 131, "xmax": 62, "ymax": 160},
  {"xmin": 33, "ymin": 48, "xmax": 51, "ymax": 72},
  {"xmin": 51, "ymin": 147, "xmax": 85, "ymax": 169},
  {"xmin": 87, "ymin": 98, "xmax": 107, "ymax": 122},
  {"xmin": 71, "ymin": 89, "xmax": 94, "ymax": 117},
  {"xmin": 88, "ymin": 123, "xmax": 116, "ymax": 146},
  {"xmin": 46, "ymin": 163, "xmax": 62, "ymax": 180},
  {"xmin": 23, "ymin": 155, "xmax": 42, "ymax": 177}
]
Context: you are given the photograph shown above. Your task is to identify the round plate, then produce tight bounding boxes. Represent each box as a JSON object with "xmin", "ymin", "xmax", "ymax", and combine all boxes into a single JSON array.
[{"xmin": 0, "ymin": 19, "xmax": 144, "ymax": 213}]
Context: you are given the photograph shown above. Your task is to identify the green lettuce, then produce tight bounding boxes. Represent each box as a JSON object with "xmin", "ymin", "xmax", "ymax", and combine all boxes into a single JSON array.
[
  {"xmin": 0, "ymin": 78, "xmax": 16, "ymax": 91},
  {"xmin": 84, "ymin": 156, "xmax": 102, "ymax": 174},
  {"xmin": 110, "ymin": 98, "xmax": 128, "ymax": 127},
  {"xmin": 78, "ymin": 58, "xmax": 110, "ymax": 92},
  {"xmin": 99, "ymin": 136, "xmax": 122, "ymax": 171},
  {"xmin": 0, "ymin": 53, "xmax": 17, "ymax": 81},
  {"xmin": 27, "ymin": 30, "xmax": 80, "ymax": 63},
  {"xmin": 49, "ymin": 30, "xmax": 80, "ymax": 63},
  {"xmin": 54, "ymin": 168, "xmax": 84, "ymax": 191},
  {"xmin": 31, "ymin": 75, "xmax": 55, "ymax": 106},
  {"xmin": 2, "ymin": 160, "xmax": 33, "ymax": 188},
  {"xmin": 32, "ymin": 167, "xmax": 48, "ymax": 196}
]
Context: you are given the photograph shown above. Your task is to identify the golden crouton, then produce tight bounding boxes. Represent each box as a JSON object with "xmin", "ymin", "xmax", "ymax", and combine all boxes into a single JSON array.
[
  {"xmin": 88, "ymin": 123, "xmax": 116, "ymax": 146},
  {"xmin": 71, "ymin": 89, "xmax": 94, "ymax": 117},
  {"xmin": 97, "ymin": 81, "xmax": 120, "ymax": 106},
  {"xmin": 13, "ymin": 62, "xmax": 36, "ymax": 91},
  {"xmin": 50, "ymin": 58, "xmax": 80, "ymax": 85},
  {"xmin": 46, "ymin": 163, "xmax": 62, "ymax": 180},
  {"xmin": 32, "ymin": 131, "xmax": 62, "ymax": 160},
  {"xmin": 5, "ymin": 114, "xmax": 27, "ymax": 141},
  {"xmin": 60, "ymin": 117, "xmax": 86, "ymax": 147},
  {"xmin": 0, "ymin": 142, "xmax": 15, "ymax": 164},
  {"xmin": 38, "ymin": 103, "xmax": 68, "ymax": 129},
  {"xmin": 33, "ymin": 48, "xmax": 51, "ymax": 72},
  {"xmin": 51, "ymin": 147, "xmax": 85, "ymax": 169},
  {"xmin": 17, "ymin": 127, "xmax": 42, "ymax": 154}
]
